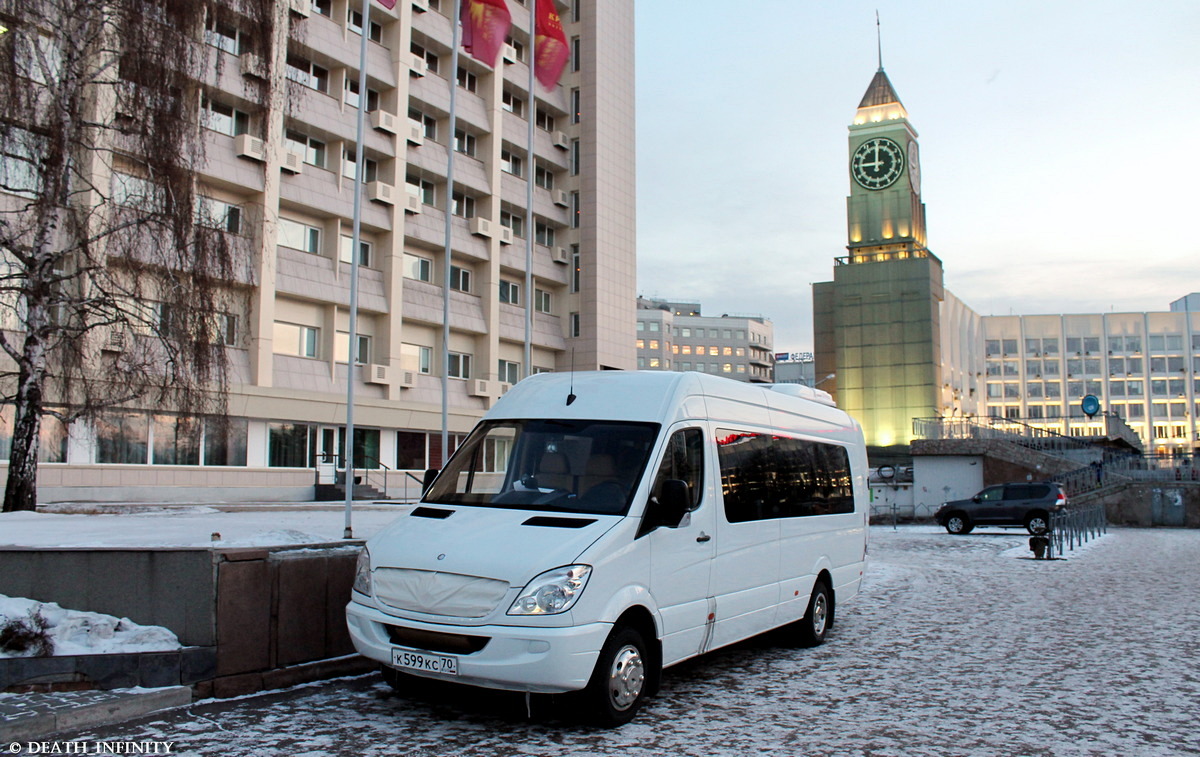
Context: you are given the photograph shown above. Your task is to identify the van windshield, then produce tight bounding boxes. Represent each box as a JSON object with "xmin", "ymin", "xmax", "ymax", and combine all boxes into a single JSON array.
[{"xmin": 423, "ymin": 419, "xmax": 660, "ymax": 515}]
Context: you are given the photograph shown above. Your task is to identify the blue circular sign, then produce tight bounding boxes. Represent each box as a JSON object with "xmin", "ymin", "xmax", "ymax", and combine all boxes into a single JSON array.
[{"xmin": 1081, "ymin": 394, "xmax": 1101, "ymax": 417}]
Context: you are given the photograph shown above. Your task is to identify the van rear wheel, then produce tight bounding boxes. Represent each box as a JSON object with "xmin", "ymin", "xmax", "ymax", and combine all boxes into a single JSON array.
[
  {"xmin": 795, "ymin": 580, "xmax": 832, "ymax": 647},
  {"xmin": 582, "ymin": 626, "xmax": 649, "ymax": 727}
]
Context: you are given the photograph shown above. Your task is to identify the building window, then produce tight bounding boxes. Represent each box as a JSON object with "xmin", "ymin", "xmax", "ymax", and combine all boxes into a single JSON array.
[
  {"xmin": 344, "ymin": 76, "xmax": 380, "ymax": 111},
  {"xmin": 535, "ymin": 222, "xmax": 555, "ymax": 246},
  {"xmin": 342, "ymin": 149, "xmax": 378, "ymax": 183},
  {"xmin": 570, "ymin": 86, "xmax": 580, "ymax": 123},
  {"xmin": 312, "ymin": 0, "xmax": 332, "ymax": 16},
  {"xmin": 203, "ymin": 15, "xmax": 250, "ymax": 55},
  {"xmin": 339, "ymin": 236, "xmax": 371, "ymax": 266},
  {"xmin": 201, "ymin": 98, "xmax": 249, "ymax": 137},
  {"xmin": 570, "ymin": 191, "xmax": 580, "ymax": 228},
  {"xmin": 278, "ymin": 218, "xmax": 321, "ymax": 255},
  {"xmin": 570, "ymin": 245, "xmax": 580, "ymax": 293},
  {"xmin": 448, "ymin": 352, "xmax": 472, "ymax": 380},
  {"xmin": 401, "ymin": 343, "xmax": 432, "ymax": 374},
  {"xmin": 409, "ymin": 107, "xmax": 437, "ymax": 140},
  {"xmin": 535, "ymin": 288, "xmax": 552, "ymax": 314},
  {"xmin": 535, "ymin": 109, "xmax": 555, "ymax": 131},
  {"xmin": 335, "ymin": 332, "xmax": 370, "ymax": 364},
  {"xmin": 406, "ymin": 175, "xmax": 435, "ymax": 206},
  {"xmin": 570, "ymin": 36, "xmax": 581, "ymax": 72},
  {"xmin": 451, "ymin": 191, "xmax": 475, "ymax": 218},
  {"xmin": 569, "ymin": 312, "xmax": 580, "ymax": 338},
  {"xmin": 498, "ymin": 360, "xmax": 520, "ymax": 384},
  {"xmin": 410, "ymin": 42, "xmax": 439, "ymax": 74},
  {"xmin": 196, "ymin": 196, "xmax": 242, "ymax": 235},
  {"xmin": 286, "ymin": 55, "xmax": 329, "ymax": 93},
  {"xmin": 502, "ymin": 89, "xmax": 525, "ymax": 117},
  {"xmin": 456, "ymin": 67, "xmax": 477, "ymax": 93},
  {"xmin": 268, "ymin": 422, "xmax": 311, "ymax": 468},
  {"xmin": 347, "ymin": 8, "xmax": 383, "ymax": 42},
  {"xmin": 570, "ymin": 138, "xmax": 580, "ymax": 175},
  {"xmin": 450, "ymin": 265, "xmax": 472, "ymax": 293},
  {"xmin": 499, "ymin": 280, "xmax": 520, "ymax": 305},
  {"xmin": 501, "ymin": 149, "xmax": 524, "ymax": 177},
  {"xmin": 500, "ymin": 210, "xmax": 525, "ymax": 238},
  {"xmin": 273, "ymin": 322, "xmax": 319, "ymax": 358},
  {"xmin": 285, "ymin": 130, "xmax": 326, "ymax": 167},
  {"xmin": 534, "ymin": 163, "xmax": 554, "ymax": 190},
  {"xmin": 403, "ymin": 253, "xmax": 432, "ymax": 282},
  {"xmin": 454, "ymin": 129, "xmax": 477, "ymax": 157}
]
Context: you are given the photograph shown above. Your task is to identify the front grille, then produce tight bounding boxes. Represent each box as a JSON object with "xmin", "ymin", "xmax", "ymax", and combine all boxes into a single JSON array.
[{"xmin": 386, "ymin": 624, "xmax": 490, "ymax": 654}]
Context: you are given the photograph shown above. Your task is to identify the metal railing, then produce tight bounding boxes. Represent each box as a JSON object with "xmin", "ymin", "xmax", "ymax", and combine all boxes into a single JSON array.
[
  {"xmin": 913, "ymin": 416, "xmax": 1097, "ymax": 456},
  {"xmin": 1047, "ymin": 503, "xmax": 1107, "ymax": 559},
  {"xmin": 321, "ymin": 453, "xmax": 392, "ymax": 499}
]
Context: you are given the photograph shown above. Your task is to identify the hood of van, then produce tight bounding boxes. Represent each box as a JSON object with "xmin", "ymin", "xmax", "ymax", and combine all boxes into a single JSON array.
[{"xmin": 366, "ymin": 505, "xmax": 620, "ymax": 593}]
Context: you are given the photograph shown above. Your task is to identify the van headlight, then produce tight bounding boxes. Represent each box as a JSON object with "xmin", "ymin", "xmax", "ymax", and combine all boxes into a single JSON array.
[
  {"xmin": 353, "ymin": 548, "xmax": 372, "ymax": 596},
  {"xmin": 508, "ymin": 565, "xmax": 591, "ymax": 615}
]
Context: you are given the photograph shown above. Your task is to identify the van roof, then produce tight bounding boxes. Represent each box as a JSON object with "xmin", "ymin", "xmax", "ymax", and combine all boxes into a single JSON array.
[{"xmin": 488, "ymin": 371, "xmax": 858, "ymax": 432}]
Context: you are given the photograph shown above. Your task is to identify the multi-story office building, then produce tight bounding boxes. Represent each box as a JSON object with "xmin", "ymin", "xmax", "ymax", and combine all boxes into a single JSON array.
[
  {"xmin": 1, "ymin": 0, "xmax": 637, "ymax": 502},
  {"xmin": 636, "ymin": 298, "xmax": 774, "ymax": 382},
  {"xmin": 980, "ymin": 311, "xmax": 1200, "ymax": 455}
]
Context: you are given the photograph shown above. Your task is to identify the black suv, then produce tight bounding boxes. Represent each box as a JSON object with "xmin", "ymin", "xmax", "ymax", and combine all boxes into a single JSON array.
[{"xmin": 935, "ymin": 482, "xmax": 1066, "ymax": 535}]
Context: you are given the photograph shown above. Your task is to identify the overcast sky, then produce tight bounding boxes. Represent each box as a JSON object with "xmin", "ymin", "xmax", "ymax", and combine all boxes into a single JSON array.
[{"xmin": 633, "ymin": 1, "xmax": 1200, "ymax": 351}]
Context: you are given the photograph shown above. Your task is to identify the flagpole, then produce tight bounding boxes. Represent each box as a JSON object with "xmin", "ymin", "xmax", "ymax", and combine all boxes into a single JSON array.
[
  {"xmin": 344, "ymin": 0, "xmax": 373, "ymax": 539},
  {"xmin": 523, "ymin": 0, "xmax": 536, "ymax": 379},
  {"xmin": 442, "ymin": 0, "xmax": 464, "ymax": 466}
]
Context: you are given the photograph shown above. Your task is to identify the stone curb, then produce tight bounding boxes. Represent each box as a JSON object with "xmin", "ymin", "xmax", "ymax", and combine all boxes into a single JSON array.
[{"xmin": 0, "ymin": 686, "xmax": 192, "ymax": 741}]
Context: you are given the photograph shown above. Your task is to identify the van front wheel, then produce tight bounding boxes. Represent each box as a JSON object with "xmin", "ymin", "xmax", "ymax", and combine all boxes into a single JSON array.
[{"xmin": 583, "ymin": 626, "xmax": 649, "ymax": 727}]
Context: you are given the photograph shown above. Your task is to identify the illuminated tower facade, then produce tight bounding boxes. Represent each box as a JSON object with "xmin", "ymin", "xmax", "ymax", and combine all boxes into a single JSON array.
[{"xmin": 814, "ymin": 68, "xmax": 951, "ymax": 450}]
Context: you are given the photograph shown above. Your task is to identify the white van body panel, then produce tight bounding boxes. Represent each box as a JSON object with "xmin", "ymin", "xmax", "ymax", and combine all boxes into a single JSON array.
[{"xmin": 346, "ymin": 371, "xmax": 869, "ymax": 695}]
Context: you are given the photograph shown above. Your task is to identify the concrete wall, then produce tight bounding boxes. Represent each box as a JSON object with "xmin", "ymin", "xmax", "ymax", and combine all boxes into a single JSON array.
[
  {"xmin": 1082, "ymin": 483, "xmax": 1200, "ymax": 528},
  {"xmin": 0, "ymin": 544, "xmax": 364, "ymax": 696},
  {"xmin": 912, "ymin": 455, "xmax": 984, "ymax": 517}
]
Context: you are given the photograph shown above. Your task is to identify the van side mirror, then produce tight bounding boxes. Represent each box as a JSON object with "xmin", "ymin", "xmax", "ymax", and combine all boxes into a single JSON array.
[
  {"xmin": 422, "ymin": 468, "xmax": 439, "ymax": 494},
  {"xmin": 656, "ymin": 479, "xmax": 691, "ymax": 528}
]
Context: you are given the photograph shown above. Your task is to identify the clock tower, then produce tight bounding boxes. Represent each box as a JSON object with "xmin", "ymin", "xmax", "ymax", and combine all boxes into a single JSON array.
[
  {"xmin": 846, "ymin": 68, "xmax": 927, "ymax": 256},
  {"xmin": 813, "ymin": 67, "xmax": 948, "ymax": 452}
]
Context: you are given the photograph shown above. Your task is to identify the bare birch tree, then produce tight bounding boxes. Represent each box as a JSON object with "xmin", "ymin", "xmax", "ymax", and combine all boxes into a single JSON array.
[{"xmin": 0, "ymin": 0, "xmax": 275, "ymax": 511}]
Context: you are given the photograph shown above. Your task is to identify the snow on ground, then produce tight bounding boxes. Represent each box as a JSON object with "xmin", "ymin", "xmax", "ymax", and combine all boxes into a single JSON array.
[
  {"xmin": 59, "ymin": 525, "xmax": 1200, "ymax": 756},
  {"xmin": 0, "ymin": 505, "xmax": 409, "ymax": 548},
  {"xmin": 0, "ymin": 594, "xmax": 180, "ymax": 658}
]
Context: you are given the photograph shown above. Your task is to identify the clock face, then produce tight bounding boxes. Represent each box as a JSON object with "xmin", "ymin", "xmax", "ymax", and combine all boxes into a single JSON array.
[
  {"xmin": 851, "ymin": 137, "xmax": 905, "ymax": 190},
  {"xmin": 907, "ymin": 140, "xmax": 921, "ymax": 194}
]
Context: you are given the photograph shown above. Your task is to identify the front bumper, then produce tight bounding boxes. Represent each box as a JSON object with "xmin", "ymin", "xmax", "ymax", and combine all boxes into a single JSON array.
[{"xmin": 346, "ymin": 599, "xmax": 612, "ymax": 694}]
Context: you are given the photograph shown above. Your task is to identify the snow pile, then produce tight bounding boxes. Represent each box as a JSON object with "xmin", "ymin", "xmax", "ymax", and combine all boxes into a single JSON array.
[{"xmin": 0, "ymin": 594, "xmax": 181, "ymax": 658}]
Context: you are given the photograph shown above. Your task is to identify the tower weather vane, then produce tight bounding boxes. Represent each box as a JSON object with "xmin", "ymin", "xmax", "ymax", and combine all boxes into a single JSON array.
[{"xmin": 876, "ymin": 10, "xmax": 883, "ymax": 70}]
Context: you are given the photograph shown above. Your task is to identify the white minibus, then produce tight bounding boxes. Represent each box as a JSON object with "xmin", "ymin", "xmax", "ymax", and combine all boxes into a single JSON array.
[{"xmin": 346, "ymin": 371, "xmax": 868, "ymax": 725}]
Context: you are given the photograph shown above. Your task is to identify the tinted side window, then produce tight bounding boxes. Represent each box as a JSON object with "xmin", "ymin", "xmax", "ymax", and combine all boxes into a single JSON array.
[
  {"xmin": 717, "ymin": 429, "xmax": 854, "ymax": 523},
  {"xmin": 978, "ymin": 486, "xmax": 1005, "ymax": 502},
  {"xmin": 650, "ymin": 428, "xmax": 704, "ymax": 510}
]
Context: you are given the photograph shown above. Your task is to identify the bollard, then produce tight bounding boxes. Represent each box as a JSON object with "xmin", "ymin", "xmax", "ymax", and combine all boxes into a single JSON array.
[{"xmin": 1029, "ymin": 535, "xmax": 1049, "ymax": 560}]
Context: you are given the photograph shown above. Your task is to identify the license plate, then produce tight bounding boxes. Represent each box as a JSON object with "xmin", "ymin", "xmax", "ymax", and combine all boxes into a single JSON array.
[{"xmin": 392, "ymin": 648, "xmax": 459, "ymax": 676}]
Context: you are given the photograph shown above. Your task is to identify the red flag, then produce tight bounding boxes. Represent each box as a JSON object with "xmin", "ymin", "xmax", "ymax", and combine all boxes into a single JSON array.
[
  {"xmin": 534, "ymin": 2, "xmax": 569, "ymax": 89},
  {"xmin": 461, "ymin": 0, "xmax": 513, "ymax": 68},
  {"xmin": 375, "ymin": 0, "xmax": 396, "ymax": 9}
]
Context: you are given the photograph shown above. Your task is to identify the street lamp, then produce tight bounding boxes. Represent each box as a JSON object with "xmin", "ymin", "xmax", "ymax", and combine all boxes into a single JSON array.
[{"xmin": 815, "ymin": 373, "xmax": 836, "ymax": 388}]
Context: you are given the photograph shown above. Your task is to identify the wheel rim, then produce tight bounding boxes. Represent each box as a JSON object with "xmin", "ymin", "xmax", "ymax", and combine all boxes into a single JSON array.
[
  {"xmin": 811, "ymin": 592, "xmax": 828, "ymax": 636},
  {"xmin": 948, "ymin": 516, "xmax": 964, "ymax": 533},
  {"xmin": 607, "ymin": 644, "xmax": 645, "ymax": 711},
  {"xmin": 1029, "ymin": 517, "xmax": 1047, "ymax": 533}
]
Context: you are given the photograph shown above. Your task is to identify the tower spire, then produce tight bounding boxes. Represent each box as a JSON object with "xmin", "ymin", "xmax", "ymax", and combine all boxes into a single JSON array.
[{"xmin": 876, "ymin": 10, "xmax": 883, "ymax": 71}]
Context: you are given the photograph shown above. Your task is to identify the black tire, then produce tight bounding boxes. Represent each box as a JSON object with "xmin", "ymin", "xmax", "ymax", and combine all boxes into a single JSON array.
[
  {"xmin": 582, "ymin": 626, "xmax": 650, "ymax": 727},
  {"xmin": 945, "ymin": 513, "xmax": 973, "ymax": 535},
  {"xmin": 1025, "ymin": 511, "xmax": 1050, "ymax": 535},
  {"xmin": 796, "ymin": 580, "xmax": 832, "ymax": 648}
]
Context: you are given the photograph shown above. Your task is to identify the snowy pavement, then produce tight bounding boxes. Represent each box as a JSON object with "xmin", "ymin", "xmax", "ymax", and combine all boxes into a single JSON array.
[{"xmin": 45, "ymin": 526, "xmax": 1200, "ymax": 756}]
